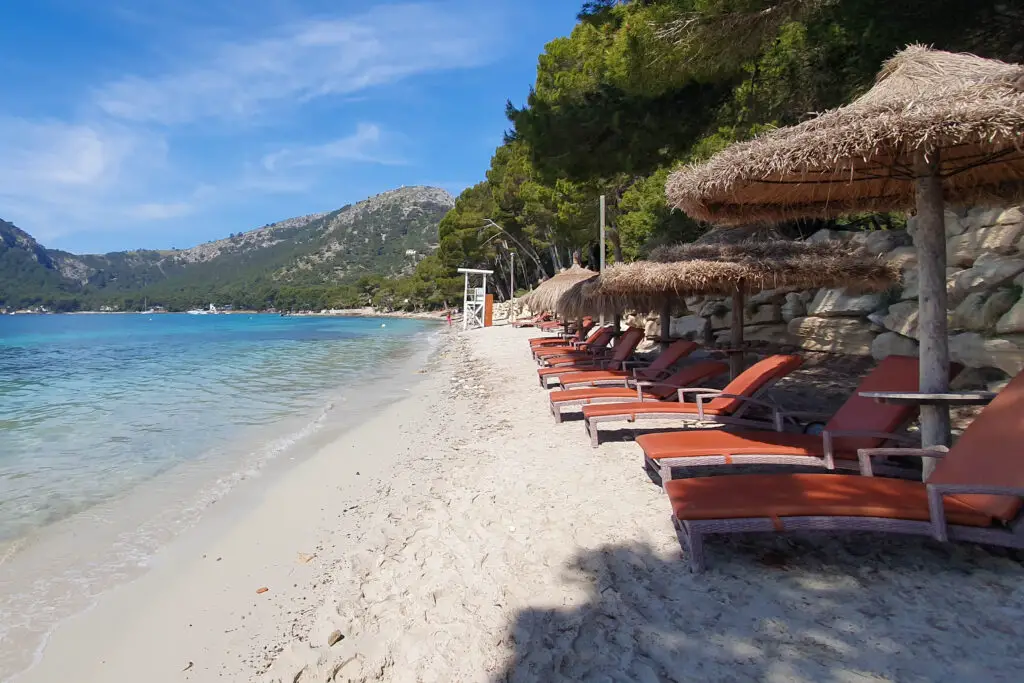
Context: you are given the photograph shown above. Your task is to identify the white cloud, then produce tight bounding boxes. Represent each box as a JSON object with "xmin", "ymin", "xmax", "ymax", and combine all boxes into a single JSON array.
[
  {"xmin": 0, "ymin": 118, "xmax": 174, "ymax": 241},
  {"xmin": 0, "ymin": 2, "xmax": 497, "ymax": 248},
  {"xmin": 261, "ymin": 123, "xmax": 402, "ymax": 171},
  {"xmin": 93, "ymin": 3, "xmax": 492, "ymax": 125}
]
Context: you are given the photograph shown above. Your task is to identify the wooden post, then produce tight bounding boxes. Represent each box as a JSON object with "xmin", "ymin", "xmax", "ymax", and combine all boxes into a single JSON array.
[
  {"xmin": 484, "ymin": 294, "xmax": 494, "ymax": 327},
  {"xmin": 660, "ymin": 302, "xmax": 672, "ymax": 350},
  {"xmin": 730, "ymin": 289, "xmax": 745, "ymax": 379},
  {"xmin": 915, "ymin": 151, "xmax": 951, "ymax": 479},
  {"xmin": 462, "ymin": 271, "xmax": 469, "ymax": 331},
  {"xmin": 599, "ymin": 195, "xmax": 606, "ymax": 327}
]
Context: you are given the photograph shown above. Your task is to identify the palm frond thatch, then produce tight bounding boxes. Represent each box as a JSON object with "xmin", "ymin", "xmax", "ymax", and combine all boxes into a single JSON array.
[
  {"xmin": 521, "ymin": 264, "xmax": 597, "ymax": 314},
  {"xmin": 666, "ymin": 45, "xmax": 1024, "ymax": 225},
  {"xmin": 557, "ymin": 240, "xmax": 900, "ymax": 319}
]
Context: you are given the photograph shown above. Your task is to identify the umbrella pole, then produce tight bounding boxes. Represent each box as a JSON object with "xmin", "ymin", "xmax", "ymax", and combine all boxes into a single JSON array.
[
  {"xmin": 730, "ymin": 289, "xmax": 745, "ymax": 379},
  {"xmin": 660, "ymin": 302, "xmax": 672, "ymax": 351},
  {"xmin": 915, "ymin": 151, "xmax": 951, "ymax": 479}
]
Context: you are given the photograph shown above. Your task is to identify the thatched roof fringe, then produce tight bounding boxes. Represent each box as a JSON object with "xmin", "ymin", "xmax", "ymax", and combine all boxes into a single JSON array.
[
  {"xmin": 666, "ymin": 46, "xmax": 1024, "ymax": 225},
  {"xmin": 555, "ymin": 240, "xmax": 900, "ymax": 319},
  {"xmin": 521, "ymin": 264, "xmax": 596, "ymax": 313}
]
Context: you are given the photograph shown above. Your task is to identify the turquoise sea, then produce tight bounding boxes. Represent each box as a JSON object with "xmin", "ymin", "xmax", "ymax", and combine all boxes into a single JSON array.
[{"xmin": 0, "ymin": 312, "xmax": 436, "ymax": 677}]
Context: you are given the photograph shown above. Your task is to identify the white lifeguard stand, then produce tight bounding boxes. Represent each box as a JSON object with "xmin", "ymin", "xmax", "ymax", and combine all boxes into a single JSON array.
[{"xmin": 457, "ymin": 267, "xmax": 493, "ymax": 330}]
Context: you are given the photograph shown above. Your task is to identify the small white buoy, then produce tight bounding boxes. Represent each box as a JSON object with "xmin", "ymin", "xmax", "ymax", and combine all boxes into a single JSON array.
[{"xmin": 381, "ymin": 323, "xmax": 386, "ymax": 328}]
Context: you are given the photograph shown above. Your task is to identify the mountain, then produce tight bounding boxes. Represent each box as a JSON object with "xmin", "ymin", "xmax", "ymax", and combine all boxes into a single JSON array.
[{"xmin": 0, "ymin": 186, "xmax": 454, "ymax": 311}]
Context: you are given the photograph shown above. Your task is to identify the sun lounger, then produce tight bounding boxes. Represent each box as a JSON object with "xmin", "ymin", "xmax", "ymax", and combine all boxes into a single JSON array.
[
  {"xmin": 534, "ymin": 326, "xmax": 615, "ymax": 364},
  {"xmin": 581, "ymin": 354, "xmax": 804, "ymax": 447},
  {"xmin": 555, "ymin": 340, "xmax": 699, "ymax": 390},
  {"xmin": 638, "ymin": 355, "xmax": 961, "ymax": 485},
  {"xmin": 549, "ymin": 361, "xmax": 728, "ymax": 423},
  {"xmin": 536, "ymin": 328, "xmax": 646, "ymax": 387},
  {"xmin": 513, "ymin": 312, "xmax": 553, "ymax": 328},
  {"xmin": 666, "ymin": 368, "xmax": 1024, "ymax": 572},
  {"xmin": 529, "ymin": 320, "xmax": 596, "ymax": 349}
]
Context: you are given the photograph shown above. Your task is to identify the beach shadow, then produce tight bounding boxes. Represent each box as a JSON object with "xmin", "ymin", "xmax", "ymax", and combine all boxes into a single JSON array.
[{"xmin": 489, "ymin": 536, "xmax": 1024, "ymax": 682}]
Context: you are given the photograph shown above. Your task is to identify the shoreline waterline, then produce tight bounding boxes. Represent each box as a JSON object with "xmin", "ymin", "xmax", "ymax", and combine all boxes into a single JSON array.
[{"xmin": 0, "ymin": 314, "xmax": 443, "ymax": 680}]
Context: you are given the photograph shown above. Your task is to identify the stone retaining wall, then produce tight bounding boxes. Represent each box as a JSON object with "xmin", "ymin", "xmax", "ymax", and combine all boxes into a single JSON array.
[{"xmin": 628, "ymin": 205, "xmax": 1024, "ymax": 388}]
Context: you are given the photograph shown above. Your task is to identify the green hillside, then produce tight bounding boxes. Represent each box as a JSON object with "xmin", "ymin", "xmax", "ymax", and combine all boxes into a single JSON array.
[{"xmin": 0, "ymin": 186, "xmax": 454, "ymax": 312}]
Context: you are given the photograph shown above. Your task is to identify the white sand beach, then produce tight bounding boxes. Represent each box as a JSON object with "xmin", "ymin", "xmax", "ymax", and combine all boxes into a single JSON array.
[{"xmin": 18, "ymin": 325, "xmax": 1024, "ymax": 682}]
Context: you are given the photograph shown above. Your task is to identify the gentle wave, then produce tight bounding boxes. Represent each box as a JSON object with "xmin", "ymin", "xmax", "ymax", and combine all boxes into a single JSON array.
[{"xmin": 0, "ymin": 313, "xmax": 438, "ymax": 679}]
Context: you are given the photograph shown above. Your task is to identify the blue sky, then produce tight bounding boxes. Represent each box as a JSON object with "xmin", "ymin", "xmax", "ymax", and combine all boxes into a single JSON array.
[{"xmin": 0, "ymin": 0, "xmax": 580, "ymax": 253}]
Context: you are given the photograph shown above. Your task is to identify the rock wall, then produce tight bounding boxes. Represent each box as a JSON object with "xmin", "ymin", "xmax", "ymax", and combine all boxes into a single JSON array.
[{"xmin": 631, "ymin": 205, "xmax": 1024, "ymax": 385}]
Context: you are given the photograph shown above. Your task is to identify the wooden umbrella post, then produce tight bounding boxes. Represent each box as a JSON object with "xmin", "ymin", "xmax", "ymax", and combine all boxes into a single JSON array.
[
  {"xmin": 660, "ymin": 302, "xmax": 672, "ymax": 350},
  {"xmin": 915, "ymin": 151, "xmax": 952, "ymax": 479},
  {"xmin": 730, "ymin": 288, "xmax": 745, "ymax": 379}
]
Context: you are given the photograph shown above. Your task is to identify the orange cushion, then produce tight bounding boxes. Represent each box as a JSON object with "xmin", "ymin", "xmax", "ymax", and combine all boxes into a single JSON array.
[
  {"xmin": 638, "ymin": 430, "xmax": 830, "ymax": 461},
  {"xmin": 554, "ymin": 369, "xmax": 629, "ymax": 384},
  {"xmin": 930, "ymin": 369, "xmax": 1024, "ymax": 522},
  {"xmin": 705, "ymin": 355, "xmax": 803, "ymax": 413},
  {"xmin": 667, "ymin": 473, "xmax": 993, "ymax": 528},
  {"xmin": 550, "ymin": 387, "xmax": 640, "ymax": 404},
  {"xmin": 581, "ymin": 401, "xmax": 727, "ymax": 419}
]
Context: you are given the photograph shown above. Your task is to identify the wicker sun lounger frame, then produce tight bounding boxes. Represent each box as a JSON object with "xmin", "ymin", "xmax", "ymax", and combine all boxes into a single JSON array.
[
  {"xmin": 674, "ymin": 448, "xmax": 1024, "ymax": 572},
  {"xmin": 583, "ymin": 380, "xmax": 788, "ymax": 448},
  {"xmin": 550, "ymin": 361, "xmax": 728, "ymax": 424},
  {"xmin": 555, "ymin": 341, "xmax": 700, "ymax": 390},
  {"xmin": 645, "ymin": 428, "xmax": 918, "ymax": 486},
  {"xmin": 537, "ymin": 328, "xmax": 646, "ymax": 388},
  {"xmin": 641, "ymin": 356, "xmax": 960, "ymax": 485}
]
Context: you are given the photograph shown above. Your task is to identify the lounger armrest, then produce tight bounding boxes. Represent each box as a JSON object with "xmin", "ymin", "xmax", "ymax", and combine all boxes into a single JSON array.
[
  {"xmin": 856, "ymin": 446, "xmax": 947, "ymax": 476},
  {"xmin": 678, "ymin": 387, "xmax": 722, "ymax": 398},
  {"xmin": 820, "ymin": 432, "xmax": 918, "ymax": 470},
  {"xmin": 694, "ymin": 392, "xmax": 783, "ymax": 428},
  {"xmin": 926, "ymin": 482, "xmax": 1024, "ymax": 542},
  {"xmin": 621, "ymin": 360, "xmax": 653, "ymax": 369}
]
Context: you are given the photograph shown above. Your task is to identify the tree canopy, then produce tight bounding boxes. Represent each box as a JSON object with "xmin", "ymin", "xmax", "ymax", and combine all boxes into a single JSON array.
[{"xmin": 388, "ymin": 0, "xmax": 1021, "ymax": 311}]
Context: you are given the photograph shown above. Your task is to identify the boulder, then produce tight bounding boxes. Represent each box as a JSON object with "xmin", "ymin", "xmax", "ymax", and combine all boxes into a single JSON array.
[
  {"xmin": 748, "ymin": 303, "xmax": 782, "ymax": 325},
  {"xmin": 882, "ymin": 301, "xmax": 919, "ymax": 339},
  {"xmin": 644, "ymin": 319, "xmax": 660, "ymax": 338},
  {"xmin": 887, "ymin": 246, "xmax": 918, "ymax": 270},
  {"xmin": 669, "ymin": 315, "xmax": 709, "ymax": 341},
  {"xmin": 807, "ymin": 288, "xmax": 886, "ymax": 317},
  {"xmin": 747, "ymin": 288, "xmax": 785, "ymax": 306},
  {"xmin": 949, "ymin": 333, "xmax": 1024, "ymax": 375},
  {"xmin": 963, "ymin": 206, "xmax": 1024, "ymax": 230},
  {"xmin": 867, "ymin": 311, "xmax": 887, "ymax": 328},
  {"xmin": 684, "ymin": 295, "xmax": 704, "ymax": 308},
  {"xmin": 907, "ymin": 209, "xmax": 967, "ymax": 238},
  {"xmin": 739, "ymin": 323, "xmax": 794, "ymax": 344},
  {"xmin": 996, "ymin": 297, "xmax": 1024, "ymax": 335},
  {"xmin": 698, "ymin": 299, "xmax": 729, "ymax": 317},
  {"xmin": 900, "ymin": 269, "xmax": 920, "ymax": 300},
  {"xmin": 806, "ymin": 229, "xmax": 846, "ymax": 244},
  {"xmin": 787, "ymin": 317, "xmax": 878, "ymax": 356},
  {"xmin": 950, "ymin": 292, "xmax": 992, "ymax": 331},
  {"xmin": 863, "ymin": 229, "xmax": 911, "ymax": 255},
  {"xmin": 946, "ymin": 223, "xmax": 1024, "ymax": 267},
  {"xmin": 781, "ymin": 292, "xmax": 806, "ymax": 322},
  {"xmin": 709, "ymin": 310, "xmax": 732, "ymax": 331},
  {"xmin": 983, "ymin": 289, "xmax": 1019, "ymax": 332},
  {"xmin": 871, "ymin": 332, "xmax": 919, "ymax": 361},
  {"xmin": 946, "ymin": 258, "xmax": 1024, "ymax": 305}
]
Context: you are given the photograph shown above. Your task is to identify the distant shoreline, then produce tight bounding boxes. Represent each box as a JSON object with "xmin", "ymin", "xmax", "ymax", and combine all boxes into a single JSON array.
[{"xmin": 9, "ymin": 309, "xmax": 451, "ymax": 321}]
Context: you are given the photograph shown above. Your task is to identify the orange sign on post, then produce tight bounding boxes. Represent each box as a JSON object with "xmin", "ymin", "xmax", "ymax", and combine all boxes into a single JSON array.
[{"xmin": 484, "ymin": 294, "xmax": 494, "ymax": 327}]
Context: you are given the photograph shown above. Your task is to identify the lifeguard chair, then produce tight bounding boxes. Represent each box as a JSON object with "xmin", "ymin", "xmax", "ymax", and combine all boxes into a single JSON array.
[{"xmin": 457, "ymin": 268, "xmax": 494, "ymax": 330}]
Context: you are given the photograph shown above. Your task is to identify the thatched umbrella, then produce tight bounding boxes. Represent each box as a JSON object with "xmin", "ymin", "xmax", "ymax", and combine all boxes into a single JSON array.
[
  {"xmin": 666, "ymin": 45, "xmax": 1024, "ymax": 458},
  {"xmin": 521, "ymin": 264, "xmax": 597, "ymax": 318},
  {"xmin": 562, "ymin": 240, "xmax": 900, "ymax": 378}
]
